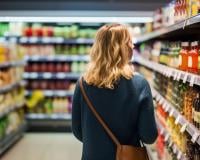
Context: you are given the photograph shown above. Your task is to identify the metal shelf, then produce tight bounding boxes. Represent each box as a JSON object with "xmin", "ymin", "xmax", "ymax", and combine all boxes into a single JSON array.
[
  {"xmin": 23, "ymin": 72, "xmax": 81, "ymax": 79},
  {"xmin": 26, "ymin": 113, "xmax": 71, "ymax": 132},
  {"xmin": 0, "ymin": 123, "xmax": 26, "ymax": 155},
  {"xmin": 25, "ymin": 55, "xmax": 90, "ymax": 62},
  {"xmin": 25, "ymin": 90, "xmax": 74, "ymax": 97},
  {"xmin": 134, "ymin": 56, "xmax": 200, "ymax": 87},
  {"xmin": 0, "ymin": 101, "xmax": 25, "ymax": 119},
  {"xmin": 134, "ymin": 14, "xmax": 200, "ymax": 44},
  {"xmin": 152, "ymin": 87, "xmax": 200, "ymax": 146},
  {"xmin": 156, "ymin": 119, "xmax": 187, "ymax": 160},
  {"xmin": 0, "ymin": 80, "xmax": 26, "ymax": 94},
  {"xmin": 26, "ymin": 113, "xmax": 71, "ymax": 120},
  {"xmin": 0, "ymin": 60, "xmax": 25, "ymax": 68},
  {"xmin": 1, "ymin": 36, "xmax": 94, "ymax": 44}
]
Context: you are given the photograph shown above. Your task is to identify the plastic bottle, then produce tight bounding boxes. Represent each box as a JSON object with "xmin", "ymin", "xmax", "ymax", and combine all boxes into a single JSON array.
[
  {"xmin": 179, "ymin": 42, "xmax": 189, "ymax": 71},
  {"xmin": 188, "ymin": 41, "xmax": 198, "ymax": 74}
]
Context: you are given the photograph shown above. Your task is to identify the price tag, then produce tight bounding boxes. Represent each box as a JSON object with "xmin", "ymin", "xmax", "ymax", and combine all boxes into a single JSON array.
[
  {"xmin": 173, "ymin": 71, "xmax": 177, "ymax": 80},
  {"xmin": 175, "ymin": 115, "xmax": 181, "ymax": 125},
  {"xmin": 166, "ymin": 104, "xmax": 170, "ymax": 112},
  {"xmin": 160, "ymin": 128, "xmax": 164, "ymax": 135},
  {"xmin": 169, "ymin": 140, "xmax": 173, "ymax": 147},
  {"xmin": 55, "ymin": 37, "xmax": 64, "ymax": 43},
  {"xmin": 173, "ymin": 145, "xmax": 177, "ymax": 153},
  {"xmin": 56, "ymin": 91, "xmax": 66, "ymax": 97},
  {"xmin": 56, "ymin": 73, "xmax": 66, "ymax": 79},
  {"xmin": 163, "ymin": 102, "xmax": 167, "ymax": 110},
  {"xmin": 30, "ymin": 73, "xmax": 38, "ymax": 79},
  {"xmin": 43, "ymin": 73, "xmax": 52, "ymax": 79},
  {"xmin": 19, "ymin": 37, "xmax": 28, "ymax": 43},
  {"xmin": 42, "ymin": 37, "xmax": 51, "ymax": 43},
  {"xmin": 159, "ymin": 98, "xmax": 163, "ymax": 105},
  {"xmin": 183, "ymin": 73, "xmax": 188, "ymax": 83},
  {"xmin": 191, "ymin": 132, "xmax": 200, "ymax": 143},
  {"xmin": 29, "ymin": 37, "xmax": 38, "ymax": 43},
  {"xmin": 45, "ymin": 90, "xmax": 54, "ymax": 96},
  {"xmin": 164, "ymin": 134, "xmax": 170, "ymax": 142},
  {"xmin": 180, "ymin": 123, "xmax": 188, "ymax": 133},
  {"xmin": 177, "ymin": 72, "xmax": 182, "ymax": 81},
  {"xmin": 177, "ymin": 151, "xmax": 182, "ymax": 160},
  {"xmin": 169, "ymin": 109, "xmax": 174, "ymax": 117},
  {"xmin": 189, "ymin": 75, "xmax": 195, "ymax": 87}
]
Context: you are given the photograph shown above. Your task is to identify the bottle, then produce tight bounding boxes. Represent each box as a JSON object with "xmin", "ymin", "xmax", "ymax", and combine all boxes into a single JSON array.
[
  {"xmin": 188, "ymin": 41, "xmax": 199, "ymax": 74},
  {"xmin": 179, "ymin": 42, "xmax": 189, "ymax": 71}
]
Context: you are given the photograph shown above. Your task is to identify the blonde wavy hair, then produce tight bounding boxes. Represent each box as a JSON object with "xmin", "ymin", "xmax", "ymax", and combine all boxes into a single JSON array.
[{"xmin": 84, "ymin": 23, "xmax": 134, "ymax": 89}]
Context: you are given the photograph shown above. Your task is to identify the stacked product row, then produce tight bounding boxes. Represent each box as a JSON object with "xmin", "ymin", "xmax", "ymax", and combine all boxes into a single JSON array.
[
  {"xmin": 26, "ymin": 91, "xmax": 72, "ymax": 114},
  {"xmin": 25, "ymin": 62, "xmax": 87, "ymax": 73},
  {"xmin": 156, "ymin": 103, "xmax": 200, "ymax": 160},
  {"xmin": 139, "ymin": 41, "xmax": 200, "ymax": 75},
  {"xmin": 0, "ymin": 41, "xmax": 25, "ymax": 153},
  {"xmin": 154, "ymin": 72, "xmax": 200, "ymax": 127},
  {"xmin": 141, "ymin": 0, "xmax": 200, "ymax": 33},
  {"xmin": 26, "ymin": 80, "xmax": 76, "ymax": 90},
  {"xmin": 0, "ymin": 23, "xmax": 96, "ymax": 38},
  {"xmin": 23, "ymin": 44, "xmax": 91, "ymax": 56},
  {"xmin": 0, "ymin": 109, "xmax": 24, "ymax": 141}
]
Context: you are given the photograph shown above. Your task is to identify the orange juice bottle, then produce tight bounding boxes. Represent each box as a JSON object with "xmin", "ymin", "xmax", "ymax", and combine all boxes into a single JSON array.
[
  {"xmin": 188, "ymin": 41, "xmax": 198, "ymax": 74},
  {"xmin": 179, "ymin": 42, "xmax": 189, "ymax": 71}
]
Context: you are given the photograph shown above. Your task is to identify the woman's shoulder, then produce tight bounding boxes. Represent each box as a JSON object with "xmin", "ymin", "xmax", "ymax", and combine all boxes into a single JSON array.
[{"xmin": 128, "ymin": 72, "xmax": 150, "ymax": 91}]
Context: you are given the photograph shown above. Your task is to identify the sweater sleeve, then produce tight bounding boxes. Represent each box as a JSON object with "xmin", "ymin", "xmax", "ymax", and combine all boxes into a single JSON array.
[
  {"xmin": 138, "ymin": 79, "xmax": 158, "ymax": 144},
  {"xmin": 72, "ymin": 81, "xmax": 82, "ymax": 142}
]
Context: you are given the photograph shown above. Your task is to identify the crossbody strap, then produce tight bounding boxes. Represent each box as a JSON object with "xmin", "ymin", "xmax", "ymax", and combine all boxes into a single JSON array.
[{"xmin": 79, "ymin": 77, "xmax": 121, "ymax": 147}]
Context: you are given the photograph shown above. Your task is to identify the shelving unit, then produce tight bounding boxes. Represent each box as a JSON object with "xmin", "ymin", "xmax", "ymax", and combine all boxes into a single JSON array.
[
  {"xmin": 134, "ymin": 14, "xmax": 200, "ymax": 44},
  {"xmin": 25, "ymin": 90, "xmax": 74, "ymax": 97},
  {"xmin": 0, "ymin": 80, "xmax": 26, "ymax": 94},
  {"xmin": 23, "ymin": 72, "xmax": 81, "ymax": 79},
  {"xmin": 151, "ymin": 87, "xmax": 200, "ymax": 145},
  {"xmin": 0, "ymin": 60, "xmax": 25, "ymax": 68},
  {"xmin": 134, "ymin": 56, "xmax": 200, "ymax": 87},
  {"xmin": 0, "ymin": 123, "xmax": 26, "ymax": 155},
  {"xmin": 0, "ymin": 101, "xmax": 25, "ymax": 119},
  {"xmin": 26, "ymin": 114, "xmax": 72, "ymax": 132},
  {"xmin": 0, "ymin": 37, "xmax": 94, "ymax": 44},
  {"xmin": 25, "ymin": 55, "xmax": 90, "ymax": 62},
  {"xmin": 156, "ymin": 119, "xmax": 187, "ymax": 160}
]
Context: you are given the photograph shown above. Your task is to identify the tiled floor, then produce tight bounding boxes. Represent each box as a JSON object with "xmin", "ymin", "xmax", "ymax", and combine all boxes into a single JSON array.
[{"xmin": 2, "ymin": 133, "xmax": 82, "ymax": 160}]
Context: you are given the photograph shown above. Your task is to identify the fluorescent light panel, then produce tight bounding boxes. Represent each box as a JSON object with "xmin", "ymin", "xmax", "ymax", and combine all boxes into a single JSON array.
[{"xmin": 0, "ymin": 16, "xmax": 153, "ymax": 23}]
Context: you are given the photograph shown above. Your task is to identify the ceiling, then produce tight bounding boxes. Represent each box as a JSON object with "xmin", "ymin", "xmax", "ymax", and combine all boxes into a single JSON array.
[{"xmin": 0, "ymin": 0, "xmax": 170, "ymax": 11}]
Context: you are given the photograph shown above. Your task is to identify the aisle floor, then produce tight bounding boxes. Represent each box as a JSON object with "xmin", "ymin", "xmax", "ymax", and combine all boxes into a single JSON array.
[{"xmin": 2, "ymin": 133, "xmax": 82, "ymax": 160}]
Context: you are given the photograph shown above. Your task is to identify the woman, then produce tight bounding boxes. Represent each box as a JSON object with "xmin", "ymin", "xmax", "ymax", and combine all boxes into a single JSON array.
[{"xmin": 72, "ymin": 23, "xmax": 158, "ymax": 160}]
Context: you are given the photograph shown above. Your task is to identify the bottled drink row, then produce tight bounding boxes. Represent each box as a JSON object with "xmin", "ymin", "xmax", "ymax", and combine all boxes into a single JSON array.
[
  {"xmin": 0, "ymin": 109, "xmax": 24, "ymax": 140},
  {"xmin": 156, "ymin": 103, "xmax": 200, "ymax": 160},
  {"xmin": 139, "ymin": 41, "xmax": 200, "ymax": 75},
  {"xmin": 26, "ymin": 80, "xmax": 76, "ymax": 90},
  {"xmin": 25, "ymin": 62, "xmax": 87, "ymax": 73},
  {"xmin": 26, "ymin": 91, "xmax": 72, "ymax": 114},
  {"xmin": 154, "ymin": 72, "xmax": 200, "ymax": 128},
  {"xmin": 23, "ymin": 44, "xmax": 91, "ymax": 56},
  {"xmin": 0, "ymin": 23, "xmax": 96, "ymax": 38}
]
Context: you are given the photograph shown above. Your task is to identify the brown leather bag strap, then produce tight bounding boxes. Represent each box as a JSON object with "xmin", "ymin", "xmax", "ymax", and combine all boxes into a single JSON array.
[{"xmin": 79, "ymin": 77, "xmax": 121, "ymax": 147}]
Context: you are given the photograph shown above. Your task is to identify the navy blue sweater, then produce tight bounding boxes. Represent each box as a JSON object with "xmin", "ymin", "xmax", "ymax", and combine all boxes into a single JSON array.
[{"xmin": 72, "ymin": 74, "xmax": 158, "ymax": 160}]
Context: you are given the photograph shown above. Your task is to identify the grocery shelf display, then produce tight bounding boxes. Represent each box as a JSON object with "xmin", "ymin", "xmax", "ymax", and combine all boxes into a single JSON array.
[
  {"xmin": 0, "ymin": 34, "xmax": 26, "ymax": 155},
  {"xmin": 133, "ymin": 1, "xmax": 200, "ymax": 159},
  {"xmin": 0, "ymin": 22, "xmax": 100, "ymax": 132}
]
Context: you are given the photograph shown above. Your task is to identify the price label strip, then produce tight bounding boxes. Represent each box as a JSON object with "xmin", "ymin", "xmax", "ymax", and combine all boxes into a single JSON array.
[
  {"xmin": 176, "ymin": 72, "xmax": 182, "ymax": 81},
  {"xmin": 191, "ymin": 132, "xmax": 200, "ymax": 143},
  {"xmin": 175, "ymin": 115, "xmax": 181, "ymax": 125},
  {"xmin": 169, "ymin": 108, "xmax": 174, "ymax": 117},
  {"xmin": 189, "ymin": 75, "xmax": 195, "ymax": 87},
  {"xmin": 180, "ymin": 123, "xmax": 188, "ymax": 133},
  {"xmin": 177, "ymin": 151, "xmax": 182, "ymax": 160},
  {"xmin": 183, "ymin": 73, "xmax": 188, "ymax": 83}
]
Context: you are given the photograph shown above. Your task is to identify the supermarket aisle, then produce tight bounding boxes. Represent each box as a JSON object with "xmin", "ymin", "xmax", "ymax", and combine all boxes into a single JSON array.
[{"xmin": 2, "ymin": 133, "xmax": 82, "ymax": 160}]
